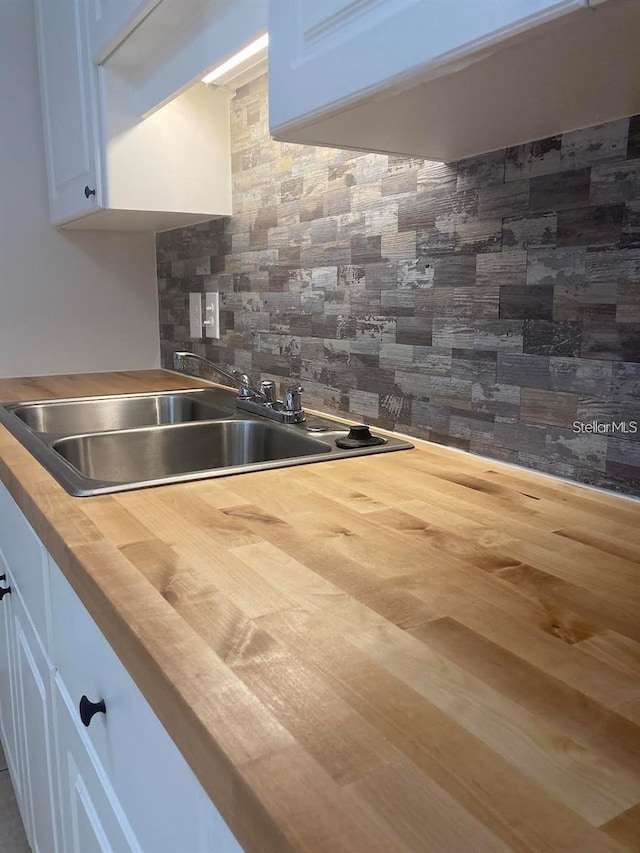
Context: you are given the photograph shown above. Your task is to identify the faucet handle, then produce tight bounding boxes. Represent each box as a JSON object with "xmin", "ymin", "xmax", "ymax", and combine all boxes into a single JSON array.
[
  {"xmin": 233, "ymin": 372, "xmax": 256, "ymax": 398},
  {"xmin": 283, "ymin": 384, "xmax": 304, "ymax": 412},
  {"xmin": 260, "ymin": 380, "xmax": 277, "ymax": 404}
]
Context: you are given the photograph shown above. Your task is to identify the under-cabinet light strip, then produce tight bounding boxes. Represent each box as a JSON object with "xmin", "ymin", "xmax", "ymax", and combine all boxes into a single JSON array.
[{"xmin": 201, "ymin": 33, "xmax": 269, "ymax": 84}]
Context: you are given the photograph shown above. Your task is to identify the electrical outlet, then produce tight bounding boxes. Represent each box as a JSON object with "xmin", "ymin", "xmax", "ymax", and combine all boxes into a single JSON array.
[
  {"xmin": 189, "ymin": 293, "xmax": 202, "ymax": 338},
  {"xmin": 205, "ymin": 292, "xmax": 220, "ymax": 339}
]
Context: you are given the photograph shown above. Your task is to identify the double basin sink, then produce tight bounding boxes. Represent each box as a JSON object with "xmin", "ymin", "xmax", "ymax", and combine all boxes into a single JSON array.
[{"xmin": 0, "ymin": 387, "xmax": 412, "ymax": 496}]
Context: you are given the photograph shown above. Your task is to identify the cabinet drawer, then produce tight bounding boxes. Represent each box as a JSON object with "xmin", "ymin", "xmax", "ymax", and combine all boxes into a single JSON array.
[
  {"xmin": 48, "ymin": 558, "xmax": 232, "ymax": 852},
  {"xmin": 0, "ymin": 483, "xmax": 50, "ymax": 658}
]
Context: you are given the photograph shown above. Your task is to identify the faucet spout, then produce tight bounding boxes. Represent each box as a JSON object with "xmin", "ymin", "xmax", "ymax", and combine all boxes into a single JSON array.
[{"xmin": 173, "ymin": 351, "xmax": 259, "ymax": 397}]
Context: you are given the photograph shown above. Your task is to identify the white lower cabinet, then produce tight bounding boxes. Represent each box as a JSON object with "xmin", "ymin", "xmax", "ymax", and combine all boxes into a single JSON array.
[{"xmin": 0, "ymin": 481, "xmax": 243, "ymax": 853}]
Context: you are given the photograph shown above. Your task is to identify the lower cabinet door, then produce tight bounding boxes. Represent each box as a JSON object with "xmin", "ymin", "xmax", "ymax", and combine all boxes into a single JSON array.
[
  {"xmin": 11, "ymin": 583, "xmax": 58, "ymax": 853},
  {"xmin": 0, "ymin": 558, "xmax": 21, "ymax": 800},
  {"xmin": 52, "ymin": 673, "xmax": 140, "ymax": 853}
]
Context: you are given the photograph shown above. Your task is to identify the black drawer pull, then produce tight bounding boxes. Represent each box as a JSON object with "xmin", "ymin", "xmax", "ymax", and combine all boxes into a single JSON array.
[
  {"xmin": 79, "ymin": 695, "xmax": 106, "ymax": 727},
  {"xmin": 84, "ymin": 185, "xmax": 96, "ymax": 198},
  {"xmin": 0, "ymin": 585, "xmax": 11, "ymax": 601}
]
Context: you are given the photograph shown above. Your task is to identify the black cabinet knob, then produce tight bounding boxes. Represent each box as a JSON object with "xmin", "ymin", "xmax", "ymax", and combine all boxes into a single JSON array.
[
  {"xmin": 0, "ymin": 585, "xmax": 11, "ymax": 600},
  {"xmin": 0, "ymin": 574, "xmax": 5, "ymax": 581},
  {"xmin": 84, "ymin": 185, "xmax": 96, "ymax": 198},
  {"xmin": 79, "ymin": 695, "xmax": 106, "ymax": 727}
]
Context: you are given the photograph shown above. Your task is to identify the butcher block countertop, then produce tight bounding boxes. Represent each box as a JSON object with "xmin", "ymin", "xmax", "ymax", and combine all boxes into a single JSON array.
[{"xmin": 1, "ymin": 370, "xmax": 640, "ymax": 853}]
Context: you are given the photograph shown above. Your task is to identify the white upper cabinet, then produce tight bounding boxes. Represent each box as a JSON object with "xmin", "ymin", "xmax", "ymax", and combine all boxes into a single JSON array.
[
  {"xmin": 269, "ymin": 0, "xmax": 640, "ymax": 161},
  {"xmin": 34, "ymin": 0, "xmax": 101, "ymax": 224},
  {"xmin": 33, "ymin": 0, "xmax": 268, "ymax": 230}
]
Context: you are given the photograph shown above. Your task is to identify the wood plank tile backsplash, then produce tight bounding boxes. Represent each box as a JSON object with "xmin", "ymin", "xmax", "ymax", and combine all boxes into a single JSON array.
[{"xmin": 157, "ymin": 75, "xmax": 640, "ymax": 496}]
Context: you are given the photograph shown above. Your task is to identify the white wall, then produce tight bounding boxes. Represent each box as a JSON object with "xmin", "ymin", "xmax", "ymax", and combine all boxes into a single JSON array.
[{"xmin": 0, "ymin": 0, "xmax": 160, "ymax": 379}]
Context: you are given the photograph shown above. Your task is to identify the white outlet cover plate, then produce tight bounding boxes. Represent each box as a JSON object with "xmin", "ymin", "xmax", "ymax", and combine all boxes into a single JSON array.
[
  {"xmin": 205, "ymin": 292, "xmax": 220, "ymax": 339},
  {"xmin": 189, "ymin": 292, "xmax": 202, "ymax": 339}
]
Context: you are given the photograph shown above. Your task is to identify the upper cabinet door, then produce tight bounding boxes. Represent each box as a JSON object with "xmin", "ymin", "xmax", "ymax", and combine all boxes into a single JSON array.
[
  {"xmin": 34, "ymin": 0, "xmax": 101, "ymax": 225},
  {"xmin": 269, "ymin": 0, "xmax": 587, "ymax": 136}
]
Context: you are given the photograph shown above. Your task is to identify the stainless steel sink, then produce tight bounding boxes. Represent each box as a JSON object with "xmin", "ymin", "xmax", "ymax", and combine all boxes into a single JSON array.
[
  {"xmin": 0, "ymin": 388, "xmax": 413, "ymax": 496},
  {"xmin": 53, "ymin": 420, "xmax": 331, "ymax": 484},
  {"xmin": 9, "ymin": 388, "xmax": 235, "ymax": 433}
]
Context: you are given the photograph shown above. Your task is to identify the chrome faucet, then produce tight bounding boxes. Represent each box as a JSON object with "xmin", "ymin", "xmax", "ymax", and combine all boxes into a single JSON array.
[{"xmin": 173, "ymin": 351, "xmax": 306, "ymax": 424}]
